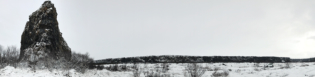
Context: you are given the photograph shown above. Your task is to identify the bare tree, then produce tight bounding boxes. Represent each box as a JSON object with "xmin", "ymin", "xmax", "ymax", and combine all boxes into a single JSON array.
[
  {"xmin": 0, "ymin": 46, "xmax": 20, "ymax": 68},
  {"xmin": 65, "ymin": 51, "xmax": 93, "ymax": 73}
]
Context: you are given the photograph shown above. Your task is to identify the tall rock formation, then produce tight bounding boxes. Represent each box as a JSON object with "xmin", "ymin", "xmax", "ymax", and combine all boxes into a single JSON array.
[{"xmin": 19, "ymin": 1, "xmax": 71, "ymax": 62}]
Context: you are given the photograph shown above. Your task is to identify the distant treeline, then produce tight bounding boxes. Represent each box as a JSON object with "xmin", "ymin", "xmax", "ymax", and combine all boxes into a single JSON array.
[
  {"xmin": 290, "ymin": 57, "xmax": 315, "ymax": 62},
  {"xmin": 92, "ymin": 55, "xmax": 298, "ymax": 65}
]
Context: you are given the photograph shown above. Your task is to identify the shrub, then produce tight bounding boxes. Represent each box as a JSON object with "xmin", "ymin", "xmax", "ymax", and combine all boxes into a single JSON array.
[
  {"xmin": 211, "ymin": 69, "xmax": 229, "ymax": 77},
  {"xmin": 120, "ymin": 64, "xmax": 128, "ymax": 71},
  {"xmin": 132, "ymin": 64, "xmax": 141, "ymax": 77},
  {"xmin": 144, "ymin": 63, "xmax": 171, "ymax": 77},
  {"xmin": 104, "ymin": 64, "xmax": 131, "ymax": 71},
  {"xmin": 33, "ymin": 51, "xmax": 93, "ymax": 73},
  {"xmin": 254, "ymin": 68, "xmax": 260, "ymax": 71},
  {"xmin": 107, "ymin": 64, "xmax": 119, "ymax": 71},
  {"xmin": 254, "ymin": 62, "xmax": 260, "ymax": 67},
  {"xmin": 184, "ymin": 63, "xmax": 206, "ymax": 77},
  {"xmin": 66, "ymin": 52, "xmax": 93, "ymax": 73},
  {"xmin": 300, "ymin": 63, "xmax": 309, "ymax": 67},
  {"xmin": 161, "ymin": 63, "xmax": 170, "ymax": 73},
  {"xmin": 214, "ymin": 67, "xmax": 221, "ymax": 71},
  {"xmin": 0, "ymin": 46, "xmax": 20, "ymax": 68},
  {"xmin": 96, "ymin": 65, "xmax": 104, "ymax": 70},
  {"xmin": 144, "ymin": 70, "xmax": 171, "ymax": 77}
]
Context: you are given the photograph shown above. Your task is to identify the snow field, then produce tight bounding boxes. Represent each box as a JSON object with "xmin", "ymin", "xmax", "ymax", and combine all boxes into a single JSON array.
[{"xmin": 1, "ymin": 62, "xmax": 315, "ymax": 77}]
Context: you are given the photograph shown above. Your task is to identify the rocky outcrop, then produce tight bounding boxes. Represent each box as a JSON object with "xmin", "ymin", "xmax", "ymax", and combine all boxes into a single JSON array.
[{"xmin": 19, "ymin": 1, "xmax": 71, "ymax": 62}]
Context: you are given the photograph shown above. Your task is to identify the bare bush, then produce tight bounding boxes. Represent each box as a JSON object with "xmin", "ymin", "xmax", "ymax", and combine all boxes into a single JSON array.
[
  {"xmin": 105, "ymin": 64, "xmax": 130, "ymax": 71},
  {"xmin": 204, "ymin": 66, "xmax": 213, "ymax": 71},
  {"xmin": 161, "ymin": 63, "xmax": 170, "ymax": 73},
  {"xmin": 27, "ymin": 51, "xmax": 93, "ymax": 73},
  {"xmin": 211, "ymin": 69, "xmax": 229, "ymax": 77},
  {"xmin": 254, "ymin": 68, "xmax": 261, "ymax": 71},
  {"xmin": 285, "ymin": 62, "xmax": 291, "ymax": 68},
  {"xmin": 300, "ymin": 63, "xmax": 309, "ymax": 67},
  {"xmin": 144, "ymin": 70, "xmax": 171, "ymax": 77},
  {"xmin": 254, "ymin": 62, "xmax": 260, "ymax": 67},
  {"xmin": 280, "ymin": 62, "xmax": 291, "ymax": 69},
  {"xmin": 105, "ymin": 64, "xmax": 119, "ymax": 71},
  {"xmin": 132, "ymin": 64, "xmax": 141, "ymax": 77},
  {"xmin": 204, "ymin": 63, "xmax": 213, "ymax": 71},
  {"xmin": 0, "ymin": 46, "xmax": 20, "ymax": 68},
  {"xmin": 144, "ymin": 63, "xmax": 171, "ymax": 77},
  {"xmin": 214, "ymin": 67, "xmax": 221, "ymax": 71},
  {"xmin": 184, "ymin": 63, "xmax": 206, "ymax": 77},
  {"xmin": 66, "ymin": 52, "xmax": 93, "ymax": 73}
]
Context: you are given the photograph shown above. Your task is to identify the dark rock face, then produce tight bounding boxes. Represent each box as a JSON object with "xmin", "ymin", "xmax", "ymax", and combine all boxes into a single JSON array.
[{"xmin": 19, "ymin": 1, "xmax": 71, "ymax": 62}]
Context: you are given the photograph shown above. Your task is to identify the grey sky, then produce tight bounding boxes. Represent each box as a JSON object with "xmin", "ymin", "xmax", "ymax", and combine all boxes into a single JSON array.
[{"xmin": 1, "ymin": 0, "xmax": 315, "ymax": 59}]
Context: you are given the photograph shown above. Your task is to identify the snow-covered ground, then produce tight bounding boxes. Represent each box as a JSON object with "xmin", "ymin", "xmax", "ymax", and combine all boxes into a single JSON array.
[{"xmin": 1, "ymin": 62, "xmax": 315, "ymax": 77}]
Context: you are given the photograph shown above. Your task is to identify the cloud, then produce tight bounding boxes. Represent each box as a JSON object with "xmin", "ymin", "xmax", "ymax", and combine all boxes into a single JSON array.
[
  {"xmin": 308, "ymin": 36, "xmax": 315, "ymax": 40},
  {"xmin": 1, "ymin": 0, "xmax": 315, "ymax": 59}
]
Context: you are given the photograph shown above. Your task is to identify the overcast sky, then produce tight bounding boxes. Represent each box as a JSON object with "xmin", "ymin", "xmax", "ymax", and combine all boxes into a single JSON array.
[{"xmin": 1, "ymin": 0, "xmax": 315, "ymax": 59}]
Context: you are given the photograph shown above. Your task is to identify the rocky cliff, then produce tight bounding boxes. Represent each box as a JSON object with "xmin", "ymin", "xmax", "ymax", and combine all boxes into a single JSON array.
[{"xmin": 19, "ymin": 1, "xmax": 71, "ymax": 62}]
